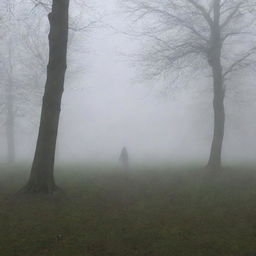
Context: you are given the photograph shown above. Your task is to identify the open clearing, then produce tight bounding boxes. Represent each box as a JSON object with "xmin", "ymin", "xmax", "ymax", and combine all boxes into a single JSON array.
[{"xmin": 0, "ymin": 166, "xmax": 256, "ymax": 256}]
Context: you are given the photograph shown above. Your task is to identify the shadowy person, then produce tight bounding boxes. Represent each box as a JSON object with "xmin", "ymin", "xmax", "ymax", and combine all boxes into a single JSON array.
[{"xmin": 119, "ymin": 147, "xmax": 129, "ymax": 171}]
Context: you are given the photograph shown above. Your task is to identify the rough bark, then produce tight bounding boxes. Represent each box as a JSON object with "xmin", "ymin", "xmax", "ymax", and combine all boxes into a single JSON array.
[
  {"xmin": 206, "ymin": 0, "xmax": 225, "ymax": 171},
  {"xmin": 24, "ymin": 0, "xmax": 69, "ymax": 194}
]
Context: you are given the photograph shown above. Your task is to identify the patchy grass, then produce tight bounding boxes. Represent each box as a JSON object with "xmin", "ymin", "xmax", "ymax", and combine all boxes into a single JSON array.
[{"xmin": 0, "ymin": 166, "xmax": 256, "ymax": 256}]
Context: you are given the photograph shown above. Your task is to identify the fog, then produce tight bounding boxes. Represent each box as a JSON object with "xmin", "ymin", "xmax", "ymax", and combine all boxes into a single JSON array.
[
  {"xmin": 2, "ymin": 2, "xmax": 256, "ymax": 254},
  {"xmin": 1, "ymin": 0, "xmax": 256, "ymax": 167}
]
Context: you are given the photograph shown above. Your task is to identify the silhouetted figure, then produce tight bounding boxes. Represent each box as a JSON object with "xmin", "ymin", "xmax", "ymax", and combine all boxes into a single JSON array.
[{"xmin": 119, "ymin": 147, "xmax": 129, "ymax": 171}]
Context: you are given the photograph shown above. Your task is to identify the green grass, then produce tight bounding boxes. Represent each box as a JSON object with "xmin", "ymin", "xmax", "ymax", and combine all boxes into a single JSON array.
[{"xmin": 1, "ymin": 165, "xmax": 256, "ymax": 256}]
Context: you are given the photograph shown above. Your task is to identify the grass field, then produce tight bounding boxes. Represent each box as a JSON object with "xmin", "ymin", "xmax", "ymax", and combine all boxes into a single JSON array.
[{"xmin": 1, "ymin": 165, "xmax": 256, "ymax": 256}]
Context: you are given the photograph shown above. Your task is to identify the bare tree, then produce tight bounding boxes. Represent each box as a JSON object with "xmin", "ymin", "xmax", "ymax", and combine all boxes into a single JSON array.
[
  {"xmin": 123, "ymin": 0, "xmax": 256, "ymax": 170},
  {"xmin": 5, "ymin": 40, "xmax": 15, "ymax": 163},
  {"xmin": 23, "ymin": 0, "xmax": 70, "ymax": 193},
  {"xmin": 0, "ymin": 0, "xmax": 17, "ymax": 163},
  {"xmin": 0, "ymin": 0, "xmax": 46, "ymax": 164},
  {"xmin": 19, "ymin": 0, "xmax": 96, "ymax": 193}
]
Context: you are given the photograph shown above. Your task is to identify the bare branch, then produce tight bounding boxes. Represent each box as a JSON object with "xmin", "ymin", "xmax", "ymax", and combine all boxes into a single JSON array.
[
  {"xmin": 69, "ymin": 19, "xmax": 99, "ymax": 32},
  {"xmin": 186, "ymin": 0, "xmax": 213, "ymax": 27},
  {"xmin": 123, "ymin": 0, "xmax": 256, "ymax": 82},
  {"xmin": 223, "ymin": 47, "xmax": 256, "ymax": 77},
  {"xmin": 221, "ymin": 1, "xmax": 243, "ymax": 29},
  {"xmin": 30, "ymin": 0, "xmax": 51, "ymax": 12}
]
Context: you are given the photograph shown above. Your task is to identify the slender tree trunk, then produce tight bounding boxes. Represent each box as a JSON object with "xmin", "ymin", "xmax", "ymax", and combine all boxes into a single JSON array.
[
  {"xmin": 24, "ymin": 0, "xmax": 69, "ymax": 194},
  {"xmin": 207, "ymin": 0, "xmax": 225, "ymax": 171},
  {"xmin": 6, "ymin": 41, "xmax": 15, "ymax": 164},
  {"xmin": 207, "ymin": 64, "xmax": 225, "ymax": 170},
  {"xmin": 6, "ymin": 84, "xmax": 15, "ymax": 164}
]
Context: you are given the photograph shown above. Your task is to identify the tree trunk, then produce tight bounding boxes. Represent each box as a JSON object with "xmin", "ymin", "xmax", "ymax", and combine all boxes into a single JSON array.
[
  {"xmin": 24, "ymin": 0, "xmax": 69, "ymax": 194},
  {"xmin": 207, "ymin": 0, "xmax": 225, "ymax": 171},
  {"xmin": 207, "ymin": 65, "xmax": 225, "ymax": 170},
  {"xmin": 6, "ymin": 41, "xmax": 15, "ymax": 164},
  {"xmin": 6, "ymin": 85, "xmax": 15, "ymax": 164}
]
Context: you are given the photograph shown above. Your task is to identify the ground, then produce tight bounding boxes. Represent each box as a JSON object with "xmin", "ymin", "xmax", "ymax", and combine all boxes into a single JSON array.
[{"xmin": 0, "ymin": 165, "xmax": 256, "ymax": 256}]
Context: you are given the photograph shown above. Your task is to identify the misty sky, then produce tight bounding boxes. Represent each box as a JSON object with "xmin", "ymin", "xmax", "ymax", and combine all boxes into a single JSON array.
[{"xmin": 1, "ymin": 0, "xmax": 256, "ymax": 166}]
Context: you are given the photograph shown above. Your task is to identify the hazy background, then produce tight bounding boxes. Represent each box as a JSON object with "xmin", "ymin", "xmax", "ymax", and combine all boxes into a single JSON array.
[{"xmin": 1, "ymin": 0, "xmax": 256, "ymax": 167}]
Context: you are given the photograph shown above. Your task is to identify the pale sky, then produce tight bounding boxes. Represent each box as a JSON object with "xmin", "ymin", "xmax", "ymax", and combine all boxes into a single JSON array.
[{"xmin": 2, "ymin": 0, "xmax": 256, "ymax": 167}]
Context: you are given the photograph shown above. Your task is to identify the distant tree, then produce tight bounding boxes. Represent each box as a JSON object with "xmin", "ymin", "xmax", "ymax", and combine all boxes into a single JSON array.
[
  {"xmin": 23, "ymin": 0, "xmax": 70, "ymax": 193},
  {"xmin": 0, "ymin": 0, "xmax": 17, "ymax": 163},
  {"xmin": 4, "ymin": 41, "xmax": 15, "ymax": 163},
  {"xmin": 123, "ymin": 0, "xmax": 256, "ymax": 170},
  {"xmin": 0, "ymin": 0, "xmax": 46, "ymax": 164}
]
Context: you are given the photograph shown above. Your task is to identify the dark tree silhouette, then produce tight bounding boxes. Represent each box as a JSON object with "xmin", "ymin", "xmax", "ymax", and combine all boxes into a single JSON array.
[
  {"xmin": 124, "ymin": 0, "xmax": 256, "ymax": 170},
  {"xmin": 24, "ymin": 0, "xmax": 70, "ymax": 193}
]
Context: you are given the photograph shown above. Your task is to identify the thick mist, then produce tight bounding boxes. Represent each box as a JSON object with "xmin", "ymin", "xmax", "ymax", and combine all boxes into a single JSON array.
[
  {"xmin": 1, "ymin": 0, "xmax": 256, "ymax": 167},
  {"xmin": 2, "ymin": 2, "xmax": 256, "ymax": 255}
]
